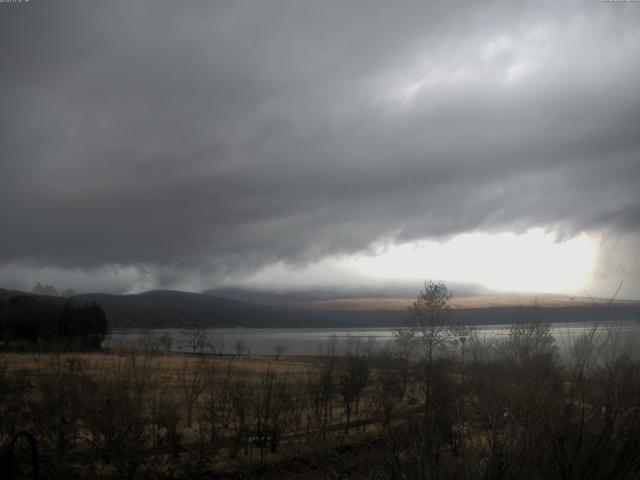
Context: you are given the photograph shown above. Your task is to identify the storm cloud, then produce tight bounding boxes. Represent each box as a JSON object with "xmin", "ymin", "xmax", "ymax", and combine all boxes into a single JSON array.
[{"xmin": 2, "ymin": 1, "xmax": 640, "ymax": 295}]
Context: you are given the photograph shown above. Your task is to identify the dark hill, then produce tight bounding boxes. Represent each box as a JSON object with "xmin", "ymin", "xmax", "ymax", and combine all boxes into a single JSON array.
[
  {"xmin": 2, "ymin": 288, "xmax": 640, "ymax": 329},
  {"xmin": 0, "ymin": 288, "xmax": 37, "ymax": 301},
  {"xmin": 71, "ymin": 290, "xmax": 407, "ymax": 328}
]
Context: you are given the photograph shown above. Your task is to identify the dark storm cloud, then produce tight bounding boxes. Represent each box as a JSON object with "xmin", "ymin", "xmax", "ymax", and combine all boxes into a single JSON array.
[{"xmin": 1, "ymin": 1, "xmax": 640, "ymax": 292}]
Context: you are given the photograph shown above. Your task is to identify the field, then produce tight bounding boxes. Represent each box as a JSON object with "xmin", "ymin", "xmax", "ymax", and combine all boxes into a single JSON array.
[
  {"xmin": 0, "ymin": 343, "xmax": 411, "ymax": 479},
  {"xmin": 3, "ymin": 317, "xmax": 640, "ymax": 479}
]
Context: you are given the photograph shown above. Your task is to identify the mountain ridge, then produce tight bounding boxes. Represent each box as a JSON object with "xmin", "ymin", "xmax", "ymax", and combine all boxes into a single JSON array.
[{"xmin": 2, "ymin": 287, "xmax": 640, "ymax": 329}]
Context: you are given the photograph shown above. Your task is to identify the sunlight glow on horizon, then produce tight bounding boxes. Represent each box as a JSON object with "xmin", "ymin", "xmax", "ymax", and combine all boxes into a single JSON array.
[
  {"xmin": 242, "ymin": 228, "xmax": 597, "ymax": 295},
  {"xmin": 345, "ymin": 228, "xmax": 596, "ymax": 294}
]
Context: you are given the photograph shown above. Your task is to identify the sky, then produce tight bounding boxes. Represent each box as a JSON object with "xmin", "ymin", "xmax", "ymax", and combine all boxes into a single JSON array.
[{"xmin": 1, "ymin": 1, "xmax": 640, "ymax": 299}]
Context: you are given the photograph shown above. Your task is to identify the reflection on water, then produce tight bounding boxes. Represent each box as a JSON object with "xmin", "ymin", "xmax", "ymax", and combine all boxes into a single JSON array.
[{"xmin": 105, "ymin": 322, "xmax": 640, "ymax": 356}]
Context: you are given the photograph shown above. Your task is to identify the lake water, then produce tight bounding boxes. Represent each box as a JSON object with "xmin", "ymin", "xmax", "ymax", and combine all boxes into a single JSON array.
[{"xmin": 105, "ymin": 321, "xmax": 640, "ymax": 356}]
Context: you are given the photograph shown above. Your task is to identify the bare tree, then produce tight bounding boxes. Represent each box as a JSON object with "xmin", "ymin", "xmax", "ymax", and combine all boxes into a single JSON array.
[
  {"xmin": 83, "ymin": 351, "xmax": 157, "ymax": 479},
  {"xmin": 252, "ymin": 369, "xmax": 292, "ymax": 458},
  {"xmin": 406, "ymin": 281, "xmax": 453, "ymax": 362},
  {"xmin": 501, "ymin": 301, "xmax": 556, "ymax": 367},
  {"xmin": 273, "ymin": 343, "xmax": 287, "ymax": 361},
  {"xmin": 210, "ymin": 334, "xmax": 225, "ymax": 356},
  {"xmin": 230, "ymin": 377, "xmax": 252, "ymax": 458},
  {"xmin": 338, "ymin": 336, "xmax": 371, "ymax": 432},
  {"xmin": 372, "ymin": 350, "xmax": 405, "ymax": 424},
  {"xmin": 177, "ymin": 359, "xmax": 206, "ymax": 428},
  {"xmin": 0, "ymin": 355, "xmax": 31, "ymax": 444},
  {"xmin": 137, "ymin": 331, "xmax": 162, "ymax": 356},
  {"xmin": 234, "ymin": 339, "xmax": 246, "ymax": 357},
  {"xmin": 396, "ymin": 281, "xmax": 455, "ymax": 416},
  {"xmin": 200, "ymin": 360, "xmax": 234, "ymax": 450},
  {"xmin": 182, "ymin": 323, "xmax": 209, "ymax": 354},
  {"xmin": 150, "ymin": 395, "xmax": 182, "ymax": 458},
  {"xmin": 392, "ymin": 327, "xmax": 416, "ymax": 400},
  {"xmin": 158, "ymin": 333, "xmax": 173, "ymax": 353}
]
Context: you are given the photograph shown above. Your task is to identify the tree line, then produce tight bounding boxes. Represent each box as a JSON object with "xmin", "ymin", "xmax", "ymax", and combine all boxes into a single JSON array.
[{"xmin": 0, "ymin": 295, "xmax": 108, "ymax": 349}]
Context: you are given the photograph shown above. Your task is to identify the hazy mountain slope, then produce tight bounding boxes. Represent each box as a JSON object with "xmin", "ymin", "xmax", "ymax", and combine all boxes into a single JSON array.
[
  {"xmin": 203, "ymin": 283, "xmax": 488, "ymax": 306},
  {"xmin": 2, "ymin": 288, "xmax": 639, "ymax": 329},
  {"xmin": 87, "ymin": 290, "xmax": 640, "ymax": 329},
  {"xmin": 0, "ymin": 288, "xmax": 36, "ymax": 301},
  {"xmin": 71, "ymin": 290, "xmax": 407, "ymax": 328},
  {"xmin": 204, "ymin": 287, "xmax": 640, "ymax": 310}
]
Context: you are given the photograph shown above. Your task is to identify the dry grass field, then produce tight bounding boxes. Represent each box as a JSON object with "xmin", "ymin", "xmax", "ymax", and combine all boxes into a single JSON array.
[
  {"xmin": 1, "ymin": 350, "xmax": 314, "ymax": 380},
  {"xmin": 0, "ymin": 343, "xmax": 405, "ymax": 479},
  {"xmin": 3, "ymin": 316, "xmax": 640, "ymax": 479}
]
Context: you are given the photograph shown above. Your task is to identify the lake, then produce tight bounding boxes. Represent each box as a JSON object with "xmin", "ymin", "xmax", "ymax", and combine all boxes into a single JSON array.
[{"xmin": 105, "ymin": 321, "xmax": 640, "ymax": 356}]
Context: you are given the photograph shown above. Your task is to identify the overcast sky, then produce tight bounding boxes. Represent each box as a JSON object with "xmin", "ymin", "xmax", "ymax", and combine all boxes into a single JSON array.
[{"xmin": 2, "ymin": 1, "xmax": 640, "ymax": 299}]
